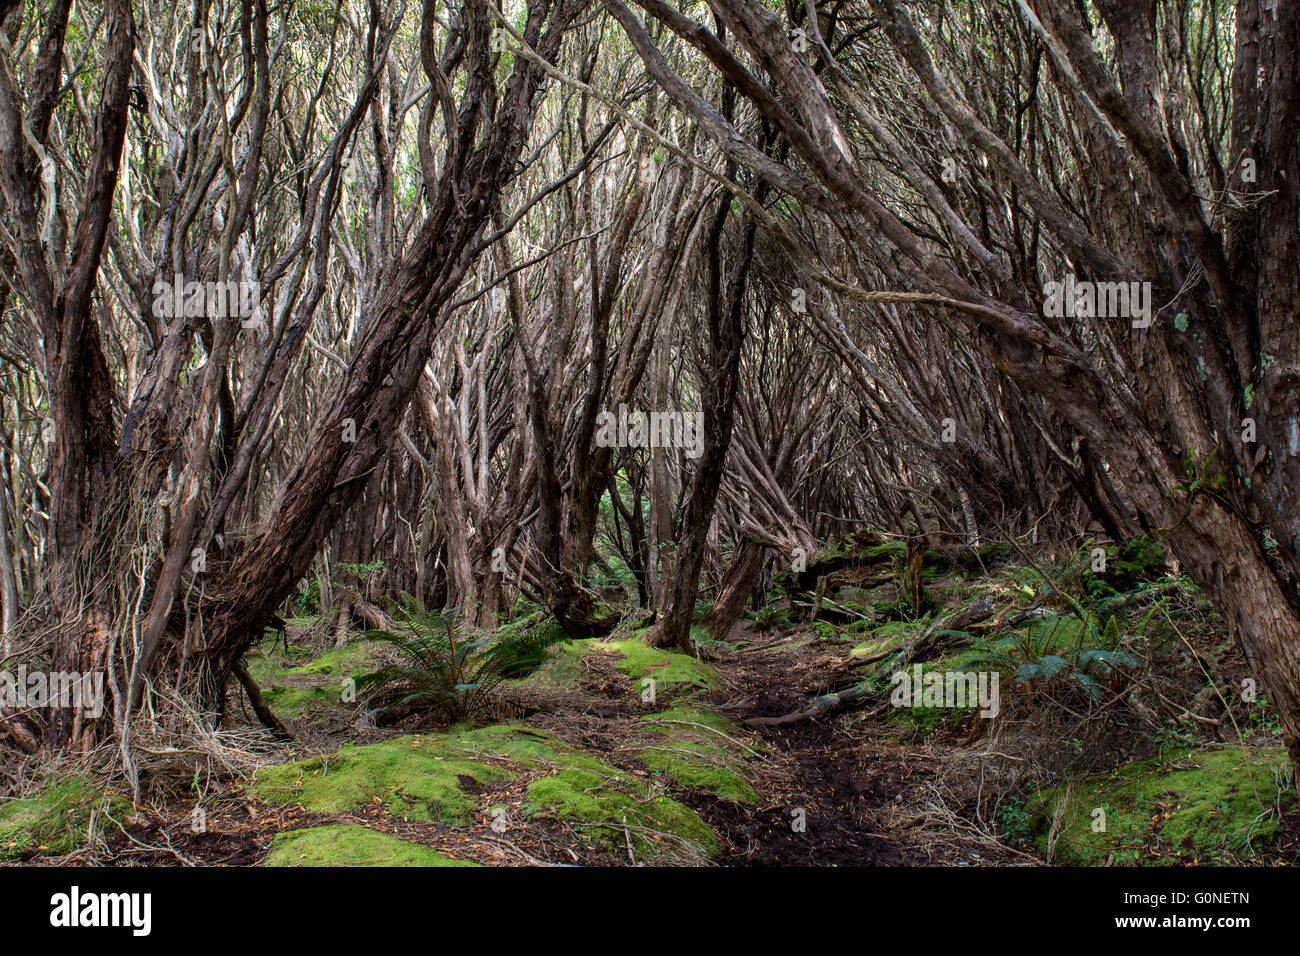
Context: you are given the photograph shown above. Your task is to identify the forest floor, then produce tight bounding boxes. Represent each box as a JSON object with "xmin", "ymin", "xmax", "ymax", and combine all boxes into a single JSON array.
[
  {"xmin": 4, "ymin": 537, "xmax": 1299, "ymax": 867},
  {"xmin": 87, "ymin": 626, "xmax": 1026, "ymax": 866}
]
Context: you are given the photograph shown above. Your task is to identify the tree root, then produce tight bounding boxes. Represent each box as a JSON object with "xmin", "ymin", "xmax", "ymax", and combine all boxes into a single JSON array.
[{"xmin": 232, "ymin": 661, "xmax": 293, "ymax": 741}]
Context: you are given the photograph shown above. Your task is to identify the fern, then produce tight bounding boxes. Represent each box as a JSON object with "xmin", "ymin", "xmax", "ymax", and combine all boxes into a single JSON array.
[
  {"xmin": 355, "ymin": 596, "xmax": 561, "ymax": 724},
  {"xmin": 965, "ymin": 612, "xmax": 1141, "ymax": 701}
]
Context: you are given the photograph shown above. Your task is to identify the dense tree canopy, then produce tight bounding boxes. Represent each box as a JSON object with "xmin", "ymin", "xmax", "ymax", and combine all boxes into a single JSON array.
[{"xmin": 0, "ymin": 0, "xmax": 1296, "ymax": 871}]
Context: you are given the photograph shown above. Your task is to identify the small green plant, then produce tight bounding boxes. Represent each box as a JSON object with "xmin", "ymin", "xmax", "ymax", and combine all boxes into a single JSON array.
[
  {"xmin": 998, "ymin": 798, "xmax": 1033, "ymax": 843},
  {"xmin": 1171, "ymin": 446, "xmax": 1226, "ymax": 498},
  {"xmin": 752, "ymin": 605, "xmax": 788, "ymax": 632},
  {"xmin": 1153, "ymin": 724, "xmax": 1197, "ymax": 759},
  {"xmin": 1248, "ymin": 697, "xmax": 1281, "ymax": 736},
  {"xmin": 356, "ymin": 595, "xmax": 562, "ymax": 724},
  {"xmin": 338, "ymin": 560, "xmax": 386, "ymax": 582},
  {"xmin": 293, "ymin": 577, "xmax": 322, "ymax": 615},
  {"xmin": 811, "ymin": 620, "xmax": 841, "ymax": 643}
]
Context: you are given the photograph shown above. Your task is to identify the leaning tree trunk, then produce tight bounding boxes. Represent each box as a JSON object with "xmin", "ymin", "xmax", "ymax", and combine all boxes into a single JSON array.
[
  {"xmin": 199, "ymin": 40, "xmax": 571, "ymax": 704},
  {"xmin": 699, "ymin": 540, "xmax": 766, "ymax": 642},
  {"xmin": 1166, "ymin": 500, "xmax": 1300, "ymax": 770}
]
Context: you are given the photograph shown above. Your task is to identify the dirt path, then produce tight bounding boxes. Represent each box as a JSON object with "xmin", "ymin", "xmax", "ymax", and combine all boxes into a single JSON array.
[
  {"xmin": 690, "ymin": 626, "xmax": 1024, "ymax": 865},
  {"xmin": 699, "ymin": 628, "xmax": 927, "ymax": 864}
]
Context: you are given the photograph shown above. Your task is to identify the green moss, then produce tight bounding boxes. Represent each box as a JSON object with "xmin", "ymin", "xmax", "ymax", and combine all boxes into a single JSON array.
[
  {"xmin": 1115, "ymin": 535, "xmax": 1166, "ymax": 578},
  {"xmin": 494, "ymin": 614, "xmax": 568, "ymax": 649},
  {"xmin": 635, "ymin": 706, "xmax": 758, "ymax": 803},
  {"xmin": 634, "ymin": 745, "xmax": 756, "ymax": 803},
  {"xmin": 244, "ymin": 645, "xmax": 311, "ymax": 685},
  {"xmin": 850, "ymin": 630, "xmax": 906, "ymax": 659},
  {"xmin": 248, "ymin": 731, "xmax": 518, "ymax": 823},
  {"xmin": 526, "ymin": 768, "xmax": 718, "ymax": 859},
  {"xmin": 504, "ymin": 639, "xmax": 587, "ymax": 690},
  {"xmin": 265, "ymin": 824, "xmax": 477, "ymax": 867},
  {"xmin": 243, "ymin": 641, "xmax": 380, "ymax": 717},
  {"xmin": 1082, "ymin": 535, "xmax": 1169, "ymax": 595},
  {"xmin": 1028, "ymin": 747, "xmax": 1294, "ymax": 864},
  {"xmin": 250, "ymin": 724, "xmax": 719, "ymax": 862},
  {"xmin": 283, "ymin": 614, "xmax": 322, "ymax": 633},
  {"xmin": 451, "ymin": 723, "xmax": 610, "ymax": 771},
  {"xmin": 810, "ymin": 620, "xmax": 844, "ymax": 644},
  {"xmin": 850, "ymin": 618, "xmax": 927, "ymax": 658},
  {"xmin": 604, "ymin": 639, "xmax": 719, "ymax": 697},
  {"xmin": 1000, "ymin": 566, "xmax": 1049, "ymax": 598},
  {"xmin": 0, "ymin": 777, "xmax": 128, "ymax": 860},
  {"xmin": 260, "ymin": 684, "xmax": 338, "ymax": 717},
  {"xmin": 857, "ymin": 541, "xmax": 907, "ymax": 561},
  {"xmin": 288, "ymin": 642, "xmax": 375, "ymax": 677},
  {"xmin": 244, "ymin": 653, "xmax": 281, "ymax": 687}
]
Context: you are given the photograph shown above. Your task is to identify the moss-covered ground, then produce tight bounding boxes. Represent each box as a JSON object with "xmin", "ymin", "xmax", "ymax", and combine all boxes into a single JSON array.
[
  {"xmin": 1027, "ymin": 747, "xmax": 1295, "ymax": 864},
  {"xmin": 14, "ymin": 535, "xmax": 1294, "ymax": 868},
  {"xmin": 244, "ymin": 639, "xmax": 381, "ymax": 718},
  {"xmin": 602, "ymin": 638, "xmax": 720, "ymax": 697},
  {"xmin": 265, "ymin": 824, "xmax": 478, "ymax": 866},
  {"xmin": 249, "ymin": 723, "xmax": 724, "ymax": 861},
  {"xmin": 0, "ymin": 776, "xmax": 129, "ymax": 860},
  {"xmin": 633, "ymin": 706, "xmax": 759, "ymax": 803}
]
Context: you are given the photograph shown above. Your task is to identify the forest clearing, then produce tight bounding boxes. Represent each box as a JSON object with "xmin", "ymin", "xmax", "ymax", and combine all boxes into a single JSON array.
[{"xmin": 0, "ymin": 0, "xmax": 1294, "ymax": 932}]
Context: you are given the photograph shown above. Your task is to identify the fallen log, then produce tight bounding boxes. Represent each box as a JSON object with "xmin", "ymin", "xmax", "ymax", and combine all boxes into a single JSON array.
[
  {"xmin": 788, "ymin": 596, "xmax": 876, "ymax": 625},
  {"xmin": 901, "ymin": 599, "xmax": 994, "ymax": 664},
  {"xmin": 779, "ymin": 536, "xmax": 898, "ymax": 593},
  {"xmin": 744, "ymin": 682, "xmax": 890, "ymax": 727},
  {"xmin": 747, "ymin": 599, "xmax": 996, "ymax": 727}
]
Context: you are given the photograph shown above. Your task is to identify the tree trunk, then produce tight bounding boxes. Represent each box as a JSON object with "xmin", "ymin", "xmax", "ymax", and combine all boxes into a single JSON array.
[
  {"xmin": 649, "ymin": 184, "xmax": 757, "ymax": 652},
  {"xmin": 1167, "ymin": 501, "xmax": 1300, "ymax": 770},
  {"xmin": 700, "ymin": 541, "xmax": 766, "ymax": 642}
]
